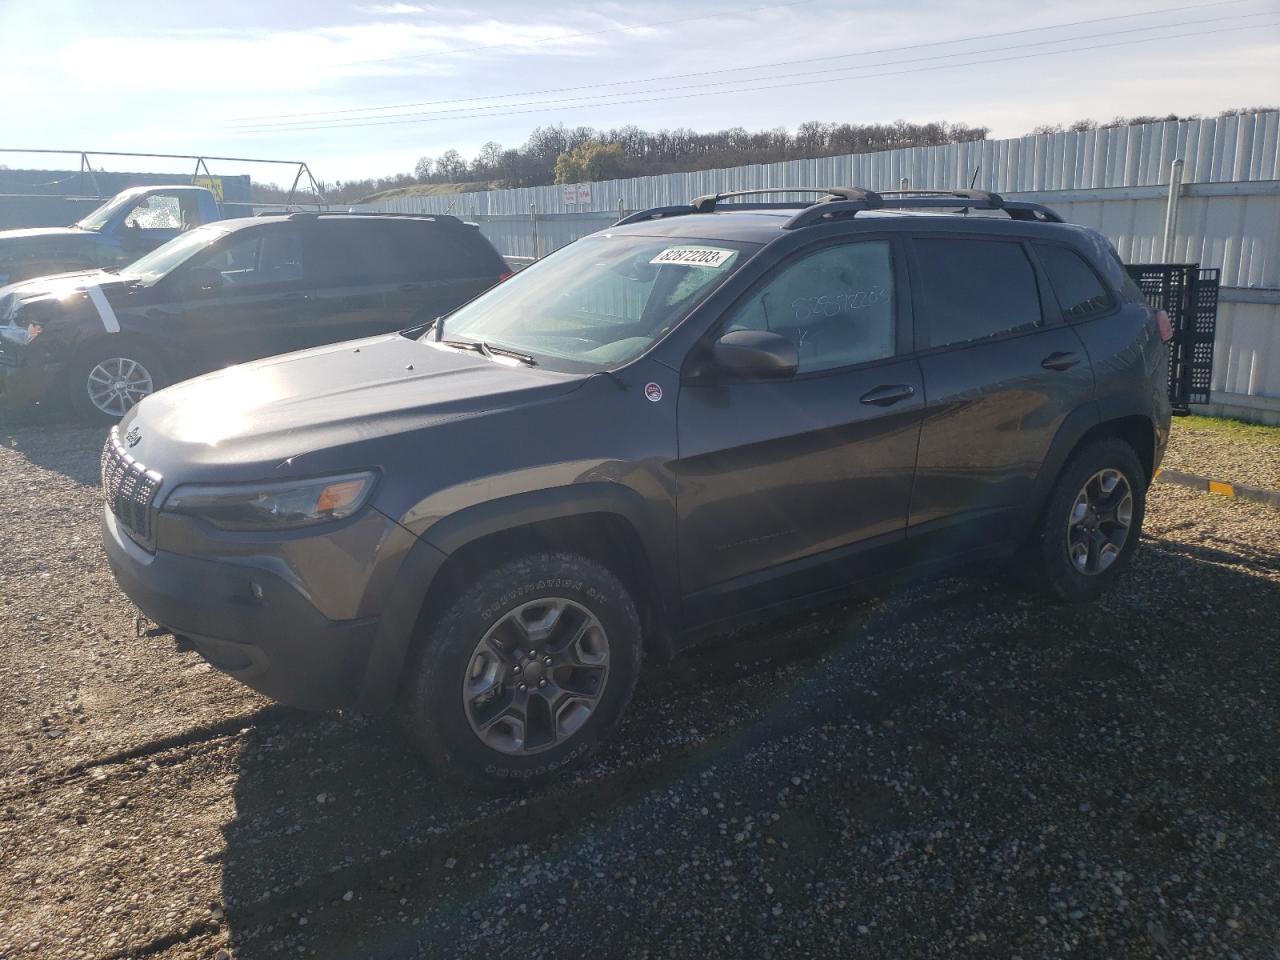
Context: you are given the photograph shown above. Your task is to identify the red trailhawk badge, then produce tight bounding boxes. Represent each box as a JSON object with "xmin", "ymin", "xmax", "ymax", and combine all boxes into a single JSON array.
[{"xmin": 644, "ymin": 382, "xmax": 663, "ymax": 403}]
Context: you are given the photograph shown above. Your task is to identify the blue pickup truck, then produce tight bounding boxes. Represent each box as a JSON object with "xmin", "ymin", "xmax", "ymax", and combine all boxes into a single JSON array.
[{"xmin": 0, "ymin": 185, "xmax": 224, "ymax": 286}]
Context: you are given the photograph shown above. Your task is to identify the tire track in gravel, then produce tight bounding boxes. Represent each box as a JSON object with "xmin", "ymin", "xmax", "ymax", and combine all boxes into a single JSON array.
[{"xmin": 0, "ymin": 705, "xmax": 292, "ymax": 804}]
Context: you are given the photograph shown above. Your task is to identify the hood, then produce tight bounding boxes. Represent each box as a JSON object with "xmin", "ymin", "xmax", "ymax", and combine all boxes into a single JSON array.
[
  {"xmin": 121, "ymin": 333, "xmax": 586, "ymax": 477},
  {"xmin": 0, "ymin": 269, "xmax": 124, "ymax": 321},
  {"xmin": 0, "ymin": 226, "xmax": 91, "ymax": 243}
]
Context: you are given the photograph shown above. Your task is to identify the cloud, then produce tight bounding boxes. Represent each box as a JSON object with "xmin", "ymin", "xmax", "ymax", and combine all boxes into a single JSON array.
[{"xmin": 357, "ymin": 3, "xmax": 444, "ymax": 14}]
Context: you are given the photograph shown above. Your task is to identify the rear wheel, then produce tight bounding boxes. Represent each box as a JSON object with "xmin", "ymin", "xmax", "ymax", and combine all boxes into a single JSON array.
[
  {"xmin": 1025, "ymin": 438, "xmax": 1147, "ymax": 602},
  {"xmin": 399, "ymin": 552, "xmax": 642, "ymax": 789},
  {"xmin": 67, "ymin": 341, "xmax": 166, "ymax": 423}
]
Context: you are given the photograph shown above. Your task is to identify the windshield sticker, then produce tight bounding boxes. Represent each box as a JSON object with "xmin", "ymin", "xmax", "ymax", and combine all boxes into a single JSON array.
[{"xmin": 649, "ymin": 247, "xmax": 735, "ymax": 268}]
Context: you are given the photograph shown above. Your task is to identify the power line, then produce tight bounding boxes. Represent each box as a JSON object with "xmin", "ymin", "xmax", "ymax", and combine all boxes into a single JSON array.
[
  {"xmin": 229, "ymin": 0, "xmax": 1260, "ymax": 122},
  {"xmin": 228, "ymin": 11, "xmax": 1274, "ymax": 132},
  {"xmin": 228, "ymin": 21, "xmax": 1278, "ymax": 135},
  {"xmin": 334, "ymin": 0, "xmax": 821, "ymax": 67}
]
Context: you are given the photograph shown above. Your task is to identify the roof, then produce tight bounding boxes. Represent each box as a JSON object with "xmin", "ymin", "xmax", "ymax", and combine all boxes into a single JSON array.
[
  {"xmin": 217, "ymin": 211, "xmax": 469, "ymax": 232},
  {"xmin": 605, "ymin": 207, "xmax": 1093, "ymax": 246}
]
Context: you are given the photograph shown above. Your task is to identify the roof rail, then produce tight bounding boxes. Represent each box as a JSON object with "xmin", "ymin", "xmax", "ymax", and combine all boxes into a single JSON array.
[
  {"xmin": 614, "ymin": 204, "xmax": 701, "ymax": 226},
  {"xmin": 1002, "ymin": 201, "xmax": 1065, "ymax": 223},
  {"xmin": 878, "ymin": 188, "xmax": 1004, "ymax": 204},
  {"xmin": 614, "ymin": 186, "xmax": 1065, "ymax": 230},
  {"xmin": 690, "ymin": 187, "xmax": 883, "ymax": 213},
  {"xmin": 253, "ymin": 210, "xmax": 464, "ymax": 223}
]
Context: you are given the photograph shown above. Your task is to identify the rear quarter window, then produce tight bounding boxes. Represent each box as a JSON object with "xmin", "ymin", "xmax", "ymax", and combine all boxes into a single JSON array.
[{"xmin": 1035, "ymin": 243, "xmax": 1116, "ymax": 320}]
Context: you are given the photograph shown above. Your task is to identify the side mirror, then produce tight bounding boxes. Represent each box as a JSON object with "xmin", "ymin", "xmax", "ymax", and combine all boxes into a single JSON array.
[
  {"xmin": 181, "ymin": 266, "xmax": 224, "ymax": 297},
  {"xmin": 712, "ymin": 330, "xmax": 798, "ymax": 380}
]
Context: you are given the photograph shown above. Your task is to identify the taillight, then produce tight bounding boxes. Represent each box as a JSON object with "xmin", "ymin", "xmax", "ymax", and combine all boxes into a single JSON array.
[
  {"xmin": 498, "ymin": 271, "xmax": 514, "ymax": 282},
  {"xmin": 1155, "ymin": 309, "xmax": 1173, "ymax": 343}
]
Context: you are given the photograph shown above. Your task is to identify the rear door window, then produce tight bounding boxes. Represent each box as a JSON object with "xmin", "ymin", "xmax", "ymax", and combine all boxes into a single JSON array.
[
  {"xmin": 912, "ymin": 238, "xmax": 1042, "ymax": 347},
  {"xmin": 1034, "ymin": 243, "xmax": 1115, "ymax": 319},
  {"xmin": 305, "ymin": 221, "xmax": 409, "ymax": 285},
  {"xmin": 394, "ymin": 221, "xmax": 501, "ymax": 280}
]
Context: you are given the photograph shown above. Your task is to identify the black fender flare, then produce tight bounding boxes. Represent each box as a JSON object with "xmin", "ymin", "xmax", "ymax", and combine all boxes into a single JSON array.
[
  {"xmin": 354, "ymin": 482, "xmax": 678, "ymax": 712},
  {"xmin": 1023, "ymin": 400, "xmax": 1102, "ymax": 527}
]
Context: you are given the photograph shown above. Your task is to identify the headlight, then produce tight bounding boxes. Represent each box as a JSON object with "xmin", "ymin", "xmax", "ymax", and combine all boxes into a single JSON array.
[
  {"xmin": 0, "ymin": 321, "xmax": 41, "ymax": 345},
  {"xmin": 163, "ymin": 471, "xmax": 376, "ymax": 531}
]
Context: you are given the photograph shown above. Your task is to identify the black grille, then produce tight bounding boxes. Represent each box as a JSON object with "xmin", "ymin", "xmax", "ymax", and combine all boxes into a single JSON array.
[{"xmin": 101, "ymin": 430, "xmax": 162, "ymax": 549}]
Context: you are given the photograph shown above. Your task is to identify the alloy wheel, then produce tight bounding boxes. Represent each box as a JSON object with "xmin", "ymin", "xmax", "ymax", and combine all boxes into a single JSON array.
[
  {"xmin": 86, "ymin": 357, "xmax": 155, "ymax": 418},
  {"xmin": 1066, "ymin": 468, "xmax": 1134, "ymax": 575},
  {"xmin": 462, "ymin": 598, "xmax": 610, "ymax": 755}
]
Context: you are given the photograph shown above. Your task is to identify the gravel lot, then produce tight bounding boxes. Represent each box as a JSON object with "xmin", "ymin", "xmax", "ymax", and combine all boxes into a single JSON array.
[
  {"xmin": 0, "ymin": 417, "xmax": 1277, "ymax": 960},
  {"xmin": 1164, "ymin": 415, "xmax": 1280, "ymax": 491}
]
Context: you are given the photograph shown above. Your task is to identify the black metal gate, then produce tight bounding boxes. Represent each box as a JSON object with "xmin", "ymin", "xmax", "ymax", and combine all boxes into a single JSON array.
[{"xmin": 1125, "ymin": 264, "xmax": 1220, "ymax": 413}]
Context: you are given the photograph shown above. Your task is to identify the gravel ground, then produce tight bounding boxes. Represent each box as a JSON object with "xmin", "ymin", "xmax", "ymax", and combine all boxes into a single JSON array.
[
  {"xmin": 1164, "ymin": 416, "xmax": 1280, "ymax": 491},
  {"xmin": 1, "ymin": 418, "xmax": 1277, "ymax": 960}
]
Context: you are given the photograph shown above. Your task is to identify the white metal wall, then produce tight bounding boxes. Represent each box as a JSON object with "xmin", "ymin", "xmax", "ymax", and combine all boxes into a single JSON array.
[{"xmin": 359, "ymin": 112, "xmax": 1280, "ymax": 412}]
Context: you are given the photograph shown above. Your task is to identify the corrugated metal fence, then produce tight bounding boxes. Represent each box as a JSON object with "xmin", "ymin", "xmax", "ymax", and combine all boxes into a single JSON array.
[{"xmin": 358, "ymin": 112, "xmax": 1280, "ymax": 419}]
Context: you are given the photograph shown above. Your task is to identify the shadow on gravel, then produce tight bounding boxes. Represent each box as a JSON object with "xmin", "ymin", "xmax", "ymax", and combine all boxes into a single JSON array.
[
  {"xmin": 1, "ymin": 408, "xmax": 106, "ymax": 486},
  {"xmin": 213, "ymin": 541, "xmax": 1280, "ymax": 959},
  {"xmin": 214, "ymin": 596, "xmax": 879, "ymax": 959}
]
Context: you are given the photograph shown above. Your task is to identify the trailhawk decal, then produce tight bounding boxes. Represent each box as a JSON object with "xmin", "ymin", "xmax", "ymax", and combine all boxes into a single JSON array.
[{"xmin": 649, "ymin": 247, "xmax": 735, "ymax": 268}]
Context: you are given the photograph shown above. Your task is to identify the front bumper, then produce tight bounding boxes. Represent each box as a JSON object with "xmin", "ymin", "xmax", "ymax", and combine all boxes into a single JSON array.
[
  {"xmin": 102, "ymin": 506, "xmax": 380, "ymax": 710},
  {"xmin": 0, "ymin": 348, "xmax": 58, "ymax": 408}
]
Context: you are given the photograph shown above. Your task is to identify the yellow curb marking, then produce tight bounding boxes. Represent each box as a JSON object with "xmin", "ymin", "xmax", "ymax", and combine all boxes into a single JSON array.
[{"xmin": 1207, "ymin": 480, "xmax": 1235, "ymax": 497}]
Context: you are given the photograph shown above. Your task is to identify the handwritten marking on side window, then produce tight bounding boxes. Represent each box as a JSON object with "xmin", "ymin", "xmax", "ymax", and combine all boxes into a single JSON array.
[{"xmin": 790, "ymin": 287, "xmax": 889, "ymax": 323}]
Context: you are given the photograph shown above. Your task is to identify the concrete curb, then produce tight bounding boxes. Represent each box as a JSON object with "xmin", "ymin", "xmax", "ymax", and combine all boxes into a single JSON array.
[{"xmin": 1154, "ymin": 467, "xmax": 1280, "ymax": 510}]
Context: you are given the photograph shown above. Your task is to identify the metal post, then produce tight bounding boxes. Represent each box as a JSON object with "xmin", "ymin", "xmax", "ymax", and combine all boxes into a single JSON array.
[
  {"xmin": 1162, "ymin": 158, "xmax": 1184, "ymax": 263},
  {"xmin": 899, "ymin": 177, "xmax": 910, "ymax": 191},
  {"xmin": 618, "ymin": 197, "xmax": 624, "ymax": 222},
  {"xmin": 530, "ymin": 202, "xmax": 540, "ymax": 260}
]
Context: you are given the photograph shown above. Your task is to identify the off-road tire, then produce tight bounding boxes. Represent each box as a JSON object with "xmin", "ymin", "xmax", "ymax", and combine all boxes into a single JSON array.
[
  {"xmin": 1025, "ymin": 438, "xmax": 1147, "ymax": 602},
  {"xmin": 399, "ymin": 552, "xmax": 643, "ymax": 790}
]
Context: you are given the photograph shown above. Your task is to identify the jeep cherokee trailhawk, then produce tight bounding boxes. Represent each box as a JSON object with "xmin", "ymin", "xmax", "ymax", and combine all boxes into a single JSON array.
[{"xmin": 102, "ymin": 188, "xmax": 1171, "ymax": 787}]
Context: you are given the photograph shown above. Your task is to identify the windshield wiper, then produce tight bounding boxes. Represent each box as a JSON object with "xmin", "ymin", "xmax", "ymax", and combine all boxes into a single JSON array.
[{"xmin": 439, "ymin": 338, "xmax": 536, "ymax": 366}]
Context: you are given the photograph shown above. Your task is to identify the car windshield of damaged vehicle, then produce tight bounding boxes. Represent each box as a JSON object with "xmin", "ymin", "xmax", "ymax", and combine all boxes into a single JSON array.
[{"xmin": 0, "ymin": 213, "xmax": 509, "ymax": 420}]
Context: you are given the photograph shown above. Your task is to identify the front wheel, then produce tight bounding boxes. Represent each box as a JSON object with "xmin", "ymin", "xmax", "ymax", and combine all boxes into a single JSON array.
[
  {"xmin": 1024, "ymin": 438, "xmax": 1147, "ymax": 602},
  {"xmin": 67, "ymin": 341, "xmax": 166, "ymax": 423},
  {"xmin": 399, "ymin": 552, "xmax": 643, "ymax": 789}
]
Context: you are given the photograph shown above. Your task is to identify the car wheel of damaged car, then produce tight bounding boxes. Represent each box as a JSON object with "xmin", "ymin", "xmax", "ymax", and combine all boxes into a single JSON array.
[
  {"xmin": 69, "ymin": 341, "xmax": 166, "ymax": 422},
  {"xmin": 399, "ymin": 552, "xmax": 642, "ymax": 789}
]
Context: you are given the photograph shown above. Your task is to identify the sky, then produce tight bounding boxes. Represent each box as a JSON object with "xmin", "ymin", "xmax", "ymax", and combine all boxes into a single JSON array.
[{"xmin": 2, "ymin": 0, "xmax": 1278, "ymax": 184}]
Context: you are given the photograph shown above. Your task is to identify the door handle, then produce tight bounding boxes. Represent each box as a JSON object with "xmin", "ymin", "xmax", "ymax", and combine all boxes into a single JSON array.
[
  {"xmin": 280, "ymin": 292, "xmax": 310, "ymax": 301},
  {"xmin": 859, "ymin": 383, "xmax": 916, "ymax": 406},
  {"xmin": 1041, "ymin": 351, "xmax": 1081, "ymax": 371}
]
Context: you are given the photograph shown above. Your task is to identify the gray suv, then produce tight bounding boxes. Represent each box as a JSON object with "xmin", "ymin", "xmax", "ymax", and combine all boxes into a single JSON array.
[{"xmin": 102, "ymin": 188, "xmax": 1172, "ymax": 787}]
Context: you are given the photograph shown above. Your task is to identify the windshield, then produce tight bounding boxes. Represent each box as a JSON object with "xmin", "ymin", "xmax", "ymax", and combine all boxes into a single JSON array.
[
  {"xmin": 431, "ymin": 234, "xmax": 758, "ymax": 370},
  {"xmin": 73, "ymin": 192, "xmax": 139, "ymax": 232},
  {"xmin": 118, "ymin": 224, "xmax": 230, "ymax": 283}
]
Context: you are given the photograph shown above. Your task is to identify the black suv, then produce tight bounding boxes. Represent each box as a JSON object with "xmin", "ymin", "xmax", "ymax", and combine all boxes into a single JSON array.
[
  {"xmin": 102, "ymin": 188, "xmax": 1171, "ymax": 787},
  {"xmin": 0, "ymin": 212, "xmax": 509, "ymax": 420}
]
